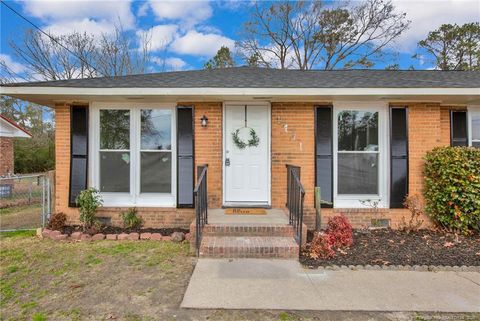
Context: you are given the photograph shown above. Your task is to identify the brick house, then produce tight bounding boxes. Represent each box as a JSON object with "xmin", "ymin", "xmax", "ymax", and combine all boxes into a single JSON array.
[
  {"xmin": 2, "ymin": 68, "xmax": 479, "ymax": 257},
  {"xmin": 0, "ymin": 115, "xmax": 32, "ymax": 176}
]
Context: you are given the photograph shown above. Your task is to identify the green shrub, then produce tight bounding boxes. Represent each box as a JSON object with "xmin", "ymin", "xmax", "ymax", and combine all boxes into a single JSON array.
[
  {"xmin": 424, "ymin": 147, "xmax": 480, "ymax": 234},
  {"xmin": 120, "ymin": 208, "xmax": 142, "ymax": 229},
  {"xmin": 76, "ymin": 188, "xmax": 102, "ymax": 230}
]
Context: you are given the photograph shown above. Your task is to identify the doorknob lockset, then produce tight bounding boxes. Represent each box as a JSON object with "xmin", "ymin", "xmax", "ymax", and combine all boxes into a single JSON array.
[{"xmin": 225, "ymin": 157, "xmax": 231, "ymax": 166}]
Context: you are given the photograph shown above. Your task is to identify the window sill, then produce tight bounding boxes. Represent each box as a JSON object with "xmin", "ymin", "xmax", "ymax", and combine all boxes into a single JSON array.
[
  {"xmin": 100, "ymin": 193, "xmax": 175, "ymax": 207},
  {"xmin": 334, "ymin": 197, "xmax": 388, "ymax": 209}
]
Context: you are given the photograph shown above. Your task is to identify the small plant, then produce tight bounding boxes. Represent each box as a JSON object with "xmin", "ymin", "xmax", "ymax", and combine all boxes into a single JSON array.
[
  {"xmin": 360, "ymin": 199, "xmax": 389, "ymax": 228},
  {"xmin": 120, "ymin": 208, "xmax": 142, "ymax": 229},
  {"xmin": 398, "ymin": 194, "xmax": 424, "ymax": 233},
  {"xmin": 307, "ymin": 215, "xmax": 353, "ymax": 260},
  {"xmin": 76, "ymin": 188, "xmax": 102, "ymax": 231},
  {"xmin": 308, "ymin": 232, "xmax": 335, "ymax": 260},
  {"xmin": 47, "ymin": 212, "xmax": 67, "ymax": 230},
  {"xmin": 325, "ymin": 215, "xmax": 353, "ymax": 248},
  {"xmin": 359, "ymin": 199, "xmax": 381, "ymax": 214}
]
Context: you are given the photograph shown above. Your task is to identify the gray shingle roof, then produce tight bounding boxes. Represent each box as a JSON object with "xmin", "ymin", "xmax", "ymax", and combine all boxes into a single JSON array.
[{"xmin": 6, "ymin": 67, "xmax": 480, "ymax": 88}]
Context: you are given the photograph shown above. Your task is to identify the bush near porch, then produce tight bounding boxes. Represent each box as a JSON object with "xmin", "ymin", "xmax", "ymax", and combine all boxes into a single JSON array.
[{"xmin": 424, "ymin": 147, "xmax": 480, "ymax": 234}]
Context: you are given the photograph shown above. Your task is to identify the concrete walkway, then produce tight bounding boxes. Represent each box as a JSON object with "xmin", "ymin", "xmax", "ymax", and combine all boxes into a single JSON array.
[{"xmin": 181, "ymin": 258, "xmax": 480, "ymax": 312}]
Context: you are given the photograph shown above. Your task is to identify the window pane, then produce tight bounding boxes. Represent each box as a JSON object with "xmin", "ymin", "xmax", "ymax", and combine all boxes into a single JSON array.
[
  {"xmin": 141, "ymin": 110, "xmax": 172, "ymax": 150},
  {"xmin": 472, "ymin": 113, "xmax": 480, "ymax": 140},
  {"xmin": 141, "ymin": 152, "xmax": 171, "ymax": 193},
  {"xmin": 338, "ymin": 111, "xmax": 378, "ymax": 151},
  {"xmin": 338, "ymin": 153, "xmax": 378, "ymax": 194},
  {"xmin": 100, "ymin": 152, "xmax": 130, "ymax": 192},
  {"xmin": 100, "ymin": 110, "xmax": 130, "ymax": 150}
]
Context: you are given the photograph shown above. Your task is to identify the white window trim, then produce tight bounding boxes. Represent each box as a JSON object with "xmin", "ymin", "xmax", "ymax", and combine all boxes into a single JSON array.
[
  {"xmin": 332, "ymin": 101, "xmax": 390, "ymax": 208},
  {"xmin": 467, "ymin": 105, "xmax": 480, "ymax": 147},
  {"xmin": 89, "ymin": 102, "xmax": 177, "ymax": 207}
]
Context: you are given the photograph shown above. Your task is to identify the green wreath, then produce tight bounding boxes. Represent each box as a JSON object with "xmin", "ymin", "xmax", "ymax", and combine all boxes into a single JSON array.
[{"xmin": 231, "ymin": 128, "xmax": 260, "ymax": 149}]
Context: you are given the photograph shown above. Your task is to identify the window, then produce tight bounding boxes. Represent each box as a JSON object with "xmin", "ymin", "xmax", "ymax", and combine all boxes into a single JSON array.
[
  {"xmin": 337, "ymin": 110, "xmax": 379, "ymax": 195},
  {"xmin": 140, "ymin": 109, "xmax": 172, "ymax": 193},
  {"xmin": 333, "ymin": 103, "xmax": 388, "ymax": 208},
  {"xmin": 91, "ymin": 104, "xmax": 176, "ymax": 206},
  {"xmin": 469, "ymin": 107, "xmax": 480, "ymax": 148},
  {"xmin": 99, "ymin": 110, "xmax": 130, "ymax": 192}
]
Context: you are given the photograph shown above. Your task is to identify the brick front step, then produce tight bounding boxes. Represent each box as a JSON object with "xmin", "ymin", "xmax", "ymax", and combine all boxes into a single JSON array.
[
  {"xmin": 199, "ymin": 236, "xmax": 299, "ymax": 259},
  {"xmin": 203, "ymin": 224, "xmax": 294, "ymax": 237}
]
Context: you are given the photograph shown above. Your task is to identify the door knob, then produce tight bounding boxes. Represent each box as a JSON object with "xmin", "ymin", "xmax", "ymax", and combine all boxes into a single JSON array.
[{"xmin": 225, "ymin": 157, "xmax": 231, "ymax": 166}]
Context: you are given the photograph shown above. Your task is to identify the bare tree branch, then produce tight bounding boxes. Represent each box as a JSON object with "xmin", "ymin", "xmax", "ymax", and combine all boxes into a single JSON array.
[{"xmin": 236, "ymin": 0, "xmax": 410, "ymax": 70}]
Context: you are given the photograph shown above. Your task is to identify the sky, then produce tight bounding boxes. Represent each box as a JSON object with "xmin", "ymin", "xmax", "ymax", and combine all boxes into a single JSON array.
[{"xmin": 0, "ymin": 0, "xmax": 479, "ymax": 82}]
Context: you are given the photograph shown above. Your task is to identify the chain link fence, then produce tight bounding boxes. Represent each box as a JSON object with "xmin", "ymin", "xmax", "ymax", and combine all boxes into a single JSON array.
[{"xmin": 0, "ymin": 173, "xmax": 53, "ymax": 231}]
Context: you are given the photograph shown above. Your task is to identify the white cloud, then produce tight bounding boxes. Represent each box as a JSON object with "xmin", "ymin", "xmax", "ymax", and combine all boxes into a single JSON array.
[
  {"xmin": 18, "ymin": 0, "xmax": 136, "ymax": 37},
  {"xmin": 214, "ymin": 0, "xmax": 255, "ymax": 11},
  {"xmin": 137, "ymin": 2, "xmax": 150, "ymax": 17},
  {"xmin": 392, "ymin": 0, "xmax": 479, "ymax": 52},
  {"xmin": 0, "ymin": 54, "xmax": 28, "ymax": 74},
  {"xmin": 170, "ymin": 30, "xmax": 235, "ymax": 56},
  {"xmin": 164, "ymin": 57, "xmax": 187, "ymax": 70},
  {"xmin": 20, "ymin": 0, "xmax": 135, "ymax": 28},
  {"xmin": 148, "ymin": 0, "xmax": 213, "ymax": 28},
  {"xmin": 43, "ymin": 18, "xmax": 116, "ymax": 38},
  {"xmin": 152, "ymin": 56, "xmax": 188, "ymax": 70},
  {"xmin": 137, "ymin": 24, "xmax": 179, "ymax": 52}
]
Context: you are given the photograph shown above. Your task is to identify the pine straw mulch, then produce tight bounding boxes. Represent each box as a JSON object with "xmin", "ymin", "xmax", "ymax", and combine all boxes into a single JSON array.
[
  {"xmin": 59, "ymin": 225, "xmax": 189, "ymax": 236},
  {"xmin": 300, "ymin": 228, "xmax": 480, "ymax": 268}
]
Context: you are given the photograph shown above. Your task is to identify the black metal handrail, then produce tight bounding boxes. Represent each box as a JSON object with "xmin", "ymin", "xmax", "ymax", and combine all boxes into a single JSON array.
[
  {"xmin": 286, "ymin": 164, "xmax": 305, "ymax": 251},
  {"xmin": 194, "ymin": 164, "xmax": 208, "ymax": 256}
]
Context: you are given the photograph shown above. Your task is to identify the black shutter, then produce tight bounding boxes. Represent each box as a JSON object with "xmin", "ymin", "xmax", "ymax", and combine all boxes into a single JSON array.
[
  {"xmin": 69, "ymin": 106, "xmax": 88, "ymax": 207},
  {"xmin": 390, "ymin": 107, "xmax": 408, "ymax": 208},
  {"xmin": 450, "ymin": 111, "xmax": 468, "ymax": 146},
  {"xmin": 177, "ymin": 106, "xmax": 195, "ymax": 207},
  {"xmin": 315, "ymin": 106, "xmax": 333, "ymax": 207}
]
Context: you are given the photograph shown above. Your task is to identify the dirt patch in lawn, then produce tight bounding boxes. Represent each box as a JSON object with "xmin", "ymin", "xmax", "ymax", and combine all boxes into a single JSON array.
[
  {"xmin": 1, "ymin": 233, "xmax": 478, "ymax": 321},
  {"xmin": 301, "ymin": 229, "xmax": 480, "ymax": 268}
]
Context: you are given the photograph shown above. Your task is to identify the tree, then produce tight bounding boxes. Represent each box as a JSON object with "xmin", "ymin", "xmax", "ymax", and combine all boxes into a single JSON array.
[
  {"xmin": 0, "ymin": 24, "xmax": 154, "ymax": 173},
  {"xmin": 1, "ymin": 95, "xmax": 55, "ymax": 173},
  {"xmin": 6, "ymin": 24, "xmax": 152, "ymax": 81},
  {"xmin": 204, "ymin": 46, "xmax": 235, "ymax": 69},
  {"xmin": 236, "ymin": 0, "xmax": 410, "ymax": 70},
  {"xmin": 246, "ymin": 53, "xmax": 261, "ymax": 67},
  {"xmin": 415, "ymin": 22, "xmax": 480, "ymax": 70}
]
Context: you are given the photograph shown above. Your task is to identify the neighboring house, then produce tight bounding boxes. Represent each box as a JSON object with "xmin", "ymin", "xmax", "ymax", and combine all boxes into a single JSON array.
[
  {"xmin": 0, "ymin": 115, "xmax": 32, "ymax": 176},
  {"xmin": 1, "ymin": 68, "xmax": 479, "ymax": 232}
]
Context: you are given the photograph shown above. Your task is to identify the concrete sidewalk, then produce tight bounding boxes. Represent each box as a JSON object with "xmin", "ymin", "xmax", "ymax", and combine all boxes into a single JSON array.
[{"xmin": 181, "ymin": 259, "xmax": 480, "ymax": 312}]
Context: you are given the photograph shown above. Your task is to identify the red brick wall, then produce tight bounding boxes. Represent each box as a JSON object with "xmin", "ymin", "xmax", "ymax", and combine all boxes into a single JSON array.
[
  {"xmin": 187, "ymin": 102, "xmax": 223, "ymax": 208},
  {"xmin": 0, "ymin": 137, "xmax": 14, "ymax": 176},
  {"xmin": 54, "ymin": 103, "xmax": 78, "ymax": 219},
  {"xmin": 271, "ymin": 103, "xmax": 316, "ymax": 226}
]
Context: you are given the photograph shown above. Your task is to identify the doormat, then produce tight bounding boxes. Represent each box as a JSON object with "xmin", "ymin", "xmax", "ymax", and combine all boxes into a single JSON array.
[{"xmin": 225, "ymin": 208, "xmax": 267, "ymax": 215}]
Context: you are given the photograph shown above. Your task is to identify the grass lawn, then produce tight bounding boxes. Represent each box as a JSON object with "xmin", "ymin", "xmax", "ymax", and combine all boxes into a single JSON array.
[
  {"xmin": 1, "ymin": 232, "xmax": 478, "ymax": 321},
  {"xmin": 0, "ymin": 204, "xmax": 43, "ymax": 231}
]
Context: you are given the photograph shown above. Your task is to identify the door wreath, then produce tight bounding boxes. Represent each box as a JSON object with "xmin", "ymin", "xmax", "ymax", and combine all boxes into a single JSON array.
[
  {"xmin": 231, "ymin": 105, "xmax": 260, "ymax": 149},
  {"xmin": 231, "ymin": 127, "xmax": 259, "ymax": 149}
]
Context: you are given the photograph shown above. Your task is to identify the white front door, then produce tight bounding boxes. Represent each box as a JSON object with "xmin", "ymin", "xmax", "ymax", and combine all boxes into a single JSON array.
[{"xmin": 224, "ymin": 104, "xmax": 270, "ymax": 204}]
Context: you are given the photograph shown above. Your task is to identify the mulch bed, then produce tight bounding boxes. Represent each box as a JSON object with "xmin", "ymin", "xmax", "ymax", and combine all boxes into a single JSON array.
[
  {"xmin": 59, "ymin": 225, "xmax": 189, "ymax": 236},
  {"xmin": 300, "ymin": 229, "xmax": 480, "ymax": 267}
]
